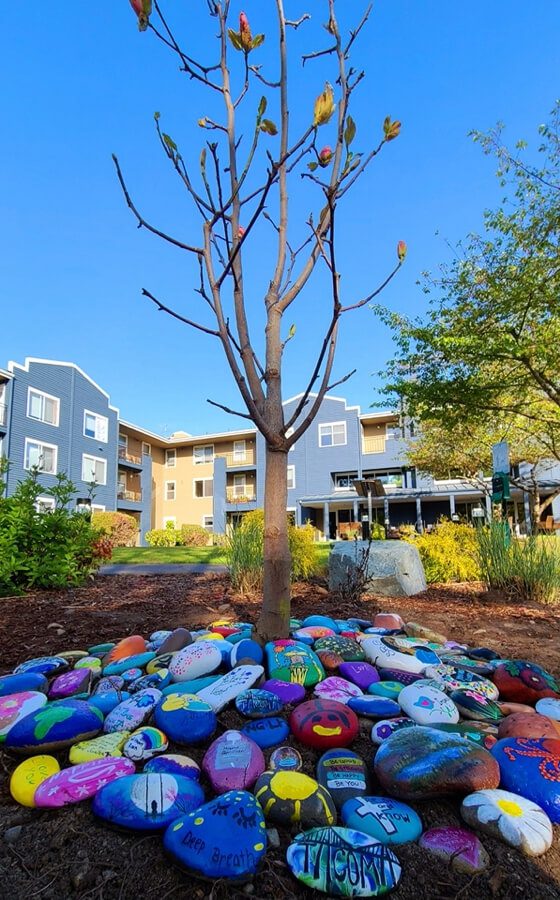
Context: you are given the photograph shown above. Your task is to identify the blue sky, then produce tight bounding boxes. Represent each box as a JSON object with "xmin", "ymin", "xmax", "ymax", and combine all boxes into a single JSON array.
[{"xmin": 2, "ymin": 2, "xmax": 558, "ymax": 436}]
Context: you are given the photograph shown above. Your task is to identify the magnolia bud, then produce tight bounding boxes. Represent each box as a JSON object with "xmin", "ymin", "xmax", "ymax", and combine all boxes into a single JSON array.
[
  {"xmin": 384, "ymin": 118, "xmax": 401, "ymax": 141},
  {"xmin": 237, "ymin": 226, "xmax": 246, "ymax": 239},
  {"xmin": 318, "ymin": 146, "xmax": 333, "ymax": 167},
  {"xmin": 313, "ymin": 83, "xmax": 336, "ymax": 127},
  {"xmin": 239, "ymin": 11, "xmax": 252, "ymax": 49},
  {"xmin": 397, "ymin": 240, "xmax": 407, "ymax": 261},
  {"xmin": 129, "ymin": 0, "xmax": 152, "ymax": 31}
]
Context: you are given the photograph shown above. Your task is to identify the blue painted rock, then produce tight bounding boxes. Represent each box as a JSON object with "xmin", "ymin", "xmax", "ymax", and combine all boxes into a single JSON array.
[
  {"xmin": 269, "ymin": 745, "xmax": 303, "ymax": 772},
  {"xmin": 261, "ymin": 679, "xmax": 305, "ymax": 705},
  {"xmin": 235, "ymin": 689, "xmax": 283, "ymax": 718},
  {"xmin": 348, "ymin": 696, "xmax": 401, "ymax": 719},
  {"xmin": 449, "ymin": 689, "xmax": 503, "ymax": 722},
  {"xmin": 398, "ymin": 684, "xmax": 459, "ymax": 725},
  {"xmin": 88, "ymin": 642, "xmax": 115, "ymax": 655},
  {"xmin": 315, "ymin": 676, "xmax": 363, "ymax": 704},
  {"xmin": 377, "ymin": 668, "xmax": 423, "ymax": 687},
  {"xmin": 14, "ymin": 656, "xmax": 68, "ymax": 677},
  {"xmin": 149, "ymin": 629, "xmax": 172, "ymax": 645},
  {"xmin": 48, "ymin": 669, "xmax": 92, "ymax": 700},
  {"xmin": 5, "ymin": 699, "xmax": 103, "ymax": 753},
  {"xmin": 93, "ymin": 772, "xmax": 204, "ymax": 830},
  {"xmin": 0, "ymin": 673, "xmax": 48, "ymax": 697},
  {"xmin": 145, "ymin": 754, "xmax": 201, "ymax": 780},
  {"xmin": 203, "ymin": 730, "xmax": 265, "ymax": 792},
  {"xmin": 34, "ymin": 757, "xmax": 135, "ymax": 808},
  {"xmin": 419, "ymin": 827, "xmax": 489, "ymax": 874},
  {"xmin": 374, "ymin": 726, "xmax": 500, "ymax": 799},
  {"xmin": 10, "ymin": 755, "xmax": 61, "ymax": 807},
  {"xmin": 361, "ymin": 636, "xmax": 440, "ymax": 673},
  {"xmin": 88, "ymin": 691, "xmax": 131, "ymax": 716},
  {"xmin": 103, "ymin": 653, "xmax": 156, "ymax": 676},
  {"xmin": 154, "ymin": 692, "xmax": 216, "ymax": 744},
  {"xmin": 103, "ymin": 688, "xmax": 162, "ymax": 733},
  {"xmin": 197, "ymin": 665, "xmax": 264, "ymax": 712},
  {"xmin": 370, "ymin": 717, "xmax": 415, "ymax": 745},
  {"xmin": 491, "ymin": 737, "xmax": 560, "ymax": 823},
  {"xmin": 94, "ymin": 676, "xmax": 125, "ymax": 694},
  {"xmin": 69, "ymin": 731, "xmax": 130, "ymax": 763},
  {"xmin": 164, "ymin": 791, "xmax": 266, "ymax": 882},
  {"xmin": 461, "ymin": 788, "xmax": 553, "ymax": 857},
  {"xmin": 314, "ymin": 636, "xmax": 366, "ymax": 662},
  {"xmin": 316, "ymin": 749, "xmax": 369, "ymax": 810},
  {"xmin": 128, "ymin": 670, "xmax": 171, "ymax": 693},
  {"xmin": 468, "ymin": 647, "xmax": 501, "ymax": 662},
  {"xmin": 286, "ymin": 826, "xmax": 401, "ymax": 896},
  {"xmin": 536, "ymin": 698, "xmax": 560, "ymax": 721},
  {"xmin": 162, "ymin": 675, "xmax": 221, "ymax": 696},
  {"xmin": 303, "ymin": 615, "xmax": 340, "ymax": 632},
  {"xmin": 157, "ymin": 628, "xmax": 192, "ymax": 654},
  {"xmin": 338, "ymin": 662, "xmax": 380, "ymax": 691},
  {"xmin": 265, "ymin": 640, "xmax": 324, "ymax": 688},
  {"xmin": 229, "ymin": 639, "xmax": 264, "ymax": 668},
  {"xmin": 430, "ymin": 722, "xmax": 498, "ymax": 750},
  {"xmin": 493, "ymin": 660, "xmax": 560, "ymax": 705},
  {"xmin": 0, "ymin": 691, "xmax": 48, "ymax": 740},
  {"xmin": 342, "ymin": 796, "xmax": 422, "ymax": 845},
  {"xmin": 123, "ymin": 727, "xmax": 168, "ymax": 761},
  {"xmin": 254, "ymin": 771, "xmax": 336, "ymax": 827},
  {"xmin": 367, "ymin": 681, "xmax": 403, "ymax": 701},
  {"xmin": 168, "ymin": 641, "xmax": 222, "ymax": 683},
  {"xmin": 290, "ymin": 699, "xmax": 359, "ymax": 749},
  {"xmin": 121, "ymin": 668, "xmax": 143, "ymax": 685},
  {"xmin": 241, "ymin": 717, "xmax": 290, "ymax": 749}
]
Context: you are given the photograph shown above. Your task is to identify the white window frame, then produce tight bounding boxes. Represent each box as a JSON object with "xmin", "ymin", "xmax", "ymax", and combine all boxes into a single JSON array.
[
  {"xmin": 318, "ymin": 420, "xmax": 347, "ymax": 448},
  {"xmin": 233, "ymin": 473, "xmax": 246, "ymax": 497},
  {"xmin": 165, "ymin": 449, "xmax": 176, "ymax": 468},
  {"xmin": 35, "ymin": 496, "xmax": 55, "ymax": 513},
  {"xmin": 119, "ymin": 431, "xmax": 128, "ymax": 449},
  {"xmin": 163, "ymin": 516, "xmax": 177, "ymax": 527},
  {"xmin": 165, "ymin": 480, "xmax": 176, "ymax": 501},
  {"xmin": 233, "ymin": 440, "xmax": 246, "ymax": 462},
  {"xmin": 194, "ymin": 444, "xmax": 214, "ymax": 465},
  {"xmin": 27, "ymin": 387, "xmax": 60, "ymax": 427},
  {"xmin": 82, "ymin": 453, "xmax": 107, "ymax": 486},
  {"xmin": 91, "ymin": 504, "xmax": 106, "ymax": 513},
  {"xmin": 24, "ymin": 438, "xmax": 58, "ymax": 475},
  {"xmin": 193, "ymin": 477, "xmax": 213, "ymax": 499},
  {"xmin": 287, "ymin": 465, "xmax": 296, "ymax": 490},
  {"xmin": 334, "ymin": 472, "xmax": 356, "ymax": 491},
  {"xmin": 202, "ymin": 515, "xmax": 214, "ymax": 532},
  {"xmin": 83, "ymin": 409, "xmax": 108, "ymax": 443},
  {"xmin": 142, "ymin": 442, "xmax": 151, "ymax": 456}
]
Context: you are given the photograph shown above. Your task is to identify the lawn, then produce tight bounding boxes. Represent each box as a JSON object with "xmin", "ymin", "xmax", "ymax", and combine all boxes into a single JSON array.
[{"xmin": 111, "ymin": 542, "xmax": 333, "ymax": 571}]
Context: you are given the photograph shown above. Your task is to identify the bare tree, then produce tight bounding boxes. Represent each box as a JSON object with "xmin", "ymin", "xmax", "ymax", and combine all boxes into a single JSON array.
[{"xmin": 120, "ymin": 0, "xmax": 405, "ymax": 639}]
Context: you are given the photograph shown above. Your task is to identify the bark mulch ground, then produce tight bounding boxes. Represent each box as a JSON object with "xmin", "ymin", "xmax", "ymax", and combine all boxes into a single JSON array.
[{"xmin": 1, "ymin": 573, "xmax": 560, "ymax": 900}]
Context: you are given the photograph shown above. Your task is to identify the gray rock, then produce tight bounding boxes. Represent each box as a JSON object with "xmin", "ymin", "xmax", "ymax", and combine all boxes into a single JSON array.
[
  {"xmin": 4, "ymin": 826, "xmax": 22, "ymax": 844},
  {"xmin": 329, "ymin": 540, "xmax": 427, "ymax": 597}
]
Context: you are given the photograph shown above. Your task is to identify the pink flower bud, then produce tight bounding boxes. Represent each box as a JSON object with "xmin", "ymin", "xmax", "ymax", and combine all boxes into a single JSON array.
[
  {"xmin": 129, "ymin": 0, "xmax": 152, "ymax": 31},
  {"xmin": 397, "ymin": 240, "xmax": 407, "ymax": 261},
  {"xmin": 318, "ymin": 146, "xmax": 333, "ymax": 167},
  {"xmin": 239, "ymin": 12, "xmax": 252, "ymax": 48},
  {"xmin": 237, "ymin": 226, "xmax": 246, "ymax": 239}
]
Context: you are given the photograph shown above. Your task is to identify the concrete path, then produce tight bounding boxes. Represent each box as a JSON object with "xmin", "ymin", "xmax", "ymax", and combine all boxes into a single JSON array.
[{"xmin": 99, "ymin": 563, "xmax": 228, "ymax": 575}]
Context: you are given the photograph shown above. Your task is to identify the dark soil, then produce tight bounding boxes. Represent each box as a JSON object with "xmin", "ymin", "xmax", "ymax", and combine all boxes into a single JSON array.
[{"xmin": 1, "ymin": 573, "xmax": 560, "ymax": 900}]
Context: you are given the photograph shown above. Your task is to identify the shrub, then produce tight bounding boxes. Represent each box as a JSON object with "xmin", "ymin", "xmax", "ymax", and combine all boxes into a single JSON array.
[
  {"xmin": 476, "ymin": 525, "xmax": 560, "ymax": 605},
  {"xmin": 145, "ymin": 521, "xmax": 180, "ymax": 547},
  {"xmin": 402, "ymin": 518, "xmax": 480, "ymax": 583},
  {"xmin": 179, "ymin": 524, "xmax": 210, "ymax": 547},
  {"xmin": 92, "ymin": 510, "xmax": 138, "ymax": 547}
]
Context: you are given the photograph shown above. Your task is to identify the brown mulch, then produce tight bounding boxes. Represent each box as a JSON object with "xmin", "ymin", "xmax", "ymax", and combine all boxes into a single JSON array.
[{"xmin": 0, "ymin": 574, "xmax": 559, "ymax": 900}]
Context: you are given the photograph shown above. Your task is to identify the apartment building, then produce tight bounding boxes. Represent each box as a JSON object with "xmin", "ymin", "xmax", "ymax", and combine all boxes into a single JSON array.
[{"xmin": 1, "ymin": 357, "xmax": 559, "ymax": 543}]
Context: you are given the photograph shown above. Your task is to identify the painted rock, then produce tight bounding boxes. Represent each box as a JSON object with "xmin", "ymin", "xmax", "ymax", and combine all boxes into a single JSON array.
[
  {"xmin": 461, "ymin": 788, "xmax": 553, "ymax": 857},
  {"xmin": 103, "ymin": 688, "xmax": 162, "ymax": 733},
  {"xmin": 235, "ymin": 689, "xmax": 283, "ymax": 718},
  {"xmin": 88, "ymin": 642, "xmax": 115, "ymax": 655},
  {"xmin": 374, "ymin": 613, "xmax": 404, "ymax": 630},
  {"xmin": 294, "ymin": 626, "xmax": 335, "ymax": 642},
  {"xmin": 10, "ymin": 755, "xmax": 61, "ymax": 807},
  {"xmin": 261, "ymin": 679, "xmax": 305, "ymax": 705},
  {"xmin": 162, "ymin": 675, "xmax": 220, "ymax": 697},
  {"xmin": 419, "ymin": 827, "xmax": 489, "ymax": 875},
  {"xmin": 203, "ymin": 730, "xmax": 265, "ymax": 792},
  {"xmin": 398, "ymin": 684, "xmax": 459, "ymax": 726},
  {"xmin": 536, "ymin": 698, "xmax": 560, "ymax": 721},
  {"xmin": 48, "ymin": 669, "xmax": 92, "ymax": 700},
  {"xmin": 265, "ymin": 640, "xmax": 324, "ymax": 688},
  {"xmin": 338, "ymin": 662, "xmax": 380, "ymax": 691},
  {"xmin": 374, "ymin": 727, "xmax": 500, "ymax": 799},
  {"xmin": 197, "ymin": 665, "xmax": 264, "ymax": 712},
  {"xmin": 449, "ymin": 689, "xmax": 503, "ymax": 722},
  {"xmin": 164, "ymin": 791, "xmax": 266, "ymax": 882},
  {"xmin": 158, "ymin": 628, "xmax": 192, "ymax": 654},
  {"xmin": 5, "ymin": 699, "xmax": 103, "ymax": 753},
  {"xmin": 493, "ymin": 660, "xmax": 560, "ymax": 705},
  {"xmin": 154, "ymin": 692, "xmax": 217, "ymax": 743},
  {"xmin": 315, "ymin": 676, "xmax": 363, "ymax": 704},
  {"xmin": 314, "ymin": 636, "xmax": 366, "ymax": 662},
  {"xmin": 498, "ymin": 701, "xmax": 537, "ymax": 716},
  {"xmin": 69, "ymin": 730, "xmax": 130, "ymax": 763},
  {"xmin": 93, "ymin": 772, "xmax": 204, "ymax": 830},
  {"xmin": 128, "ymin": 670, "xmax": 171, "ymax": 693},
  {"xmin": 145, "ymin": 754, "xmax": 201, "ymax": 780},
  {"xmin": 404, "ymin": 622, "xmax": 447, "ymax": 644},
  {"xmin": 123, "ymin": 727, "xmax": 168, "ymax": 761},
  {"xmin": 376, "ymin": 668, "xmax": 422, "ymax": 687},
  {"xmin": 491, "ymin": 737, "xmax": 560, "ymax": 823},
  {"xmin": 102, "ymin": 635, "xmax": 147, "ymax": 665},
  {"xmin": 425, "ymin": 664, "xmax": 499, "ymax": 699},
  {"xmin": 88, "ymin": 690, "xmax": 131, "ymax": 716},
  {"xmin": 146, "ymin": 653, "xmax": 177, "ymax": 675},
  {"xmin": 74, "ymin": 656, "xmax": 102, "ymax": 671},
  {"xmin": 367, "ymin": 681, "xmax": 403, "ymax": 701},
  {"xmin": 348, "ymin": 696, "xmax": 401, "ymax": 719},
  {"xmin": 254, "ymin": 771, "xmax": 336, "ymax": 828},
  {"xmin": 290, "ymin": 699, "xmax": 359, "ymax": 749},
  {"xmin": 269, "ymin": 745, "xmax": 303, "ymax": 772},
  {"xmin": 370, "ymin": 718, "xmax": 415, "ymax": 745},
  {"xmin": 94, "ymin": 676, "xmax": 125, "ymax": 694},
  {"xmin": 316, "ymin": 649, "xmax": 345, "ymax": 670},
  {"xmin": 429, "ymin": 722, "xmax": 498, "ymax": 750},
  {"xmin": 316, "ymin": 749, "xmax": 369, "ymax": 810},
  {"xmin": 14, "ymin": 656, "xmax": 68, "ymax": 676},
  {"xmin": 361, "ymin": 636, "xmax": 440, "ymax": 674},
  {"xmin": 498, "ymin": 712, "xmax": 560, "ymax": 741},
  {"xmin": 103, "ymin": 653, "xmax": 156, "ymax": 677},
  {"xmin": 168, "ymin": 641, "xmax": 222, "ymax": 683},
  {"xmin": 54, "ymin": 650, "xmax": 88, "ymax": 662},
  {"xmin": 121, "ymin": 667, "xmax": 144, "ymax": 684},
  {"xmin": 149, "ymin": 629, "xmax": 173, "ymax": 646},
  {"xmin": 0, "ymin": 673, "xmax": 48, "ymax": 697},
  {"xmin": 229, "ymin": 639, "xmax": 264, "ymax": 668},
  {"xmin": 35, "ymin": 757, "xmax": 135, "ymax": 807},
  {"xmin": 303, "ymin": 615, "xmax": 340, "ymax": 632},
  {"xmin": 468, "ymin": 647, "xmax": 501, "ymax": 662},
  {"xmin": 341, "ymin": 796, "xmax": 422, "ymax": 845},
  {"xmin": 241, "ymin": 717, "xmax": 290, "ymax": 749},
  {"xmin": 0, "ymin": 691, "xmax": 48, "ymax": 740},
  {"xmin": 286, "ymin": 825, "xmax": 401, "ymax": 897}
]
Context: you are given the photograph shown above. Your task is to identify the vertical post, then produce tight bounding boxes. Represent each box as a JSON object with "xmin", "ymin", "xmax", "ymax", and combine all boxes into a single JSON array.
[
  {"xmin": 323, "ymin": 501, "xmax": 330, "ymax": 540},
  {"xmin": 485, "ymin": 494, "xmax": 492, "ymax": 522},
  {"xmin": 449, "ymin": 494, "xmax": 456, "ymax": 517},
  {"xmin": 415, "ymin": 496, "xmax": 423, "ymax": 533},
  {"xmin": 352, "ymin": 498, "xmax": 358, "ymax": 522},
  {"xmin": 523, "ymin": 492, "xmax": 532, "ymax": 535},
  {"xmin": 383, "ymin": 497, "xmax": 390, "ymax": 537}
]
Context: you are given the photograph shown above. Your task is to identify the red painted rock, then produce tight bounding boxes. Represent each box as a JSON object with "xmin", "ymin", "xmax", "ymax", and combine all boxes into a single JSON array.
[
  {"xmin": 103, "ymin": 636, "xmax": 147, "ymax": 666},
  {"xmin": 374, "ymin": 614, "xmax": 404, "ymax": 630},
  {"xmin": 498, "ymin": 713, "xmax": 560, "ymax": 741},
  {"xmin": 419, "ymin": 827, "xmax": 489, "ymax": 874},
  {"xmin": 290, "ymin": 699, "xmax": 359, "ymax": 749},
  {"xmin": 493, "ymin": 661, "xmax": 560, "ymax": 705}
]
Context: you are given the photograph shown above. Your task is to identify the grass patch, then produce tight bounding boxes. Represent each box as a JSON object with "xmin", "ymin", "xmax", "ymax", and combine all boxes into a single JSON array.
[{"xmin": 111, "ymin": 546, "xmax": 228, "ymax": 565}]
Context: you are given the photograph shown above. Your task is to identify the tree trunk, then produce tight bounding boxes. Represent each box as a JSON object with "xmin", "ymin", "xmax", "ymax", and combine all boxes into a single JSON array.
[{"xmin": 256, "ymin": 445, "xmax": 291, "ymax": 641}]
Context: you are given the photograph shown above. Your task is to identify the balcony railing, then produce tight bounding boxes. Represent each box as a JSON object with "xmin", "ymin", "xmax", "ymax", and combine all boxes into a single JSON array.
[
  {"xmin": 118, "ymin": 448, "xmax": 142, "ymax": 465},
  {"xmin": 362, "ymin": 435, "xmax": 386, "ymax": 454},
  {"xmin": 0, "ymin": 403, "xmax": 6, "ymax": 427},
  {"xmin": 226, "ymin": 488, "xmax": 256, "ymax": 503},
  {"xmin": 216, "ymin": 449, "xmax": 256, "ymax": 467},
  {"xmin": 117, "ymin": 488, "xmax": 142, "ymax": 502}
]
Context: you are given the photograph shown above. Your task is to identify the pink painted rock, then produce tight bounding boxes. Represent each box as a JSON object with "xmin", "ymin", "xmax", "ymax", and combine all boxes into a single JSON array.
[
  {"xmin": 48, "ymin": 669, "xmax": 92, "ymax": 700},
  {"xmin": 374, "ymin": 614, "xmax": 404, "ymax": 630},
  {"xmin": 498, "ymin": 713, "xmax": 560, "ymax": 741},
  {"xmin": 314, "ymin": 676, "xmax": 363, "ymax": 705},
  {"xmin": 34, "ymin": 758, "xmax": 135, "ymax": 807},
  {"xmin": 419, "ymin": 827, "xmax": 490, "ymax": 874},
  {"xmin": 202, "ymin": 730, "xmax": 265, "ymax": 792}
]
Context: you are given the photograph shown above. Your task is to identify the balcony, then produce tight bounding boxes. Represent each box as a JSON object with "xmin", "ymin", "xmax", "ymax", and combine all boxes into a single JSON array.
[
  {"xmin": 226, "ymin": 488, "xmax": 256, "ymax": 503},
  {"xmin": 117, "ymin": 488, "xmax": 142, "ymax": 502},
  {"xmin": 0, "ymin": 403, "xmax": 6, "ymax": 428},
  {"xmin": 217, "ymin": 448, "xmax": 256, "ymax": 468},
  {"xmin": 362, "ymin": 435, "xmax": 386, "ymax": 454},
  {"xmin": 118, "ymin": 447, "xmax": 142, "ymax": 467}
]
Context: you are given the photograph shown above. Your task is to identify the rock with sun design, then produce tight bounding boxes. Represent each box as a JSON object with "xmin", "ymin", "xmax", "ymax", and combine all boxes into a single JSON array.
[
  {"xmin": 253, "ymin": 770, "xmax": 336, "ymax": 828},
  {"xmin": 461, "ymin": 788, "xmax": 553, "ymax": 857},
  {"xmin": 289, "ymin": 699, "xmax": 359, "ymax": 749},
  {"xmin": 92, "ymin": 772, "xmax": 204, "ymax": 830}
]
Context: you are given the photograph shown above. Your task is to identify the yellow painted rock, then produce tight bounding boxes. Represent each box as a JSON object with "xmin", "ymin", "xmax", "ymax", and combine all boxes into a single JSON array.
[
  {"xmin": 69, "ymin": 730, "xmax": 130, "ymax": 764},
  {"xmin": 195, "ymin": 632, "xmax": 223, "ymax": 641},
  {"xmin": 74, "ymin": 656, "xmax": 103, "ymax": 670},
  {"xmin": 56, "ymin": 650, "xmax": 89, "ymax": 661},
  {"xmin": 10, "ymin": 755, "xmax": 60, "ymax": 807},
  {"xmin": 146, "ymin": 653, "xmax": 176, "ymax": 675}
]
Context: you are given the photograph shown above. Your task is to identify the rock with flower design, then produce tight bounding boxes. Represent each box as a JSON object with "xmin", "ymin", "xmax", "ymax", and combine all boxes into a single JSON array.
[
  {"xmin": 370, "ymin": 717, "xmax": 415, "ymax": 745},
  {"xmin": 449, "ymin": 689, "xmax": 503, "ymax": 722},
  {"xmin": 5, "ymin": 699, "xmax": 103, "ymax": 753},
  {"xmin": 425, "ymin": 664, "xmax": 499, "ymax": 699},
  {"xmin": 493, "ymin": 660, "xmax": 560, "ymax": 705},
  {"xmin": 163, "ymin": 790, "xmax": 267, "ymax": 882},
  {"xmin": 35, "ymin": 757, "xmax": 136, "ymax": 808},
  {"xmin": 491, "ymin": 737, "xmax": 560, "ymax": 823},
  {"xmin": 419, "ymin": 826, "xmax": 489, "ymax": 874},
  {"xmin": 314, "ymin": 676, "xmax": 363, "ymax": 705},
  {"xmin": 461, "ymin": 788, "xmax": 553, "ymax": 857},
  {"xmin": 398, "ymin": 683, "xmax": 459, "ymax": 726},
  {"xmin": 254, "ymin": 770, "xmax": 336, "ymax": 828},
  {"xmin": 93, "ymin": 772, "xmax": 204, "ymax": 830}
]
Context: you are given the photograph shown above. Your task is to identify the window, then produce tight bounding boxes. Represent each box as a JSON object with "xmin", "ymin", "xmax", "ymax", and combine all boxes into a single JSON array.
[
  {"xmin": 91, "ymin": 504, "xmax": 106, "ymax": 513},
  {"xmin": 287, "ymin": 465, "xmax": 296, "ymax": 490},
  {"xmin": 386, "ymin": 423, "xmax": 403, "ymax": 440},
  {"xmin": 82, "ymin": 454, "xmax": 107, "ymax": 485},
  {"xmin": 165, "ymin": 480, "xmax": 176, "ymax": 501},
  {"xmin": 334, "ymin": 473, "xmax": 356, "ymax": 491},
  {"xmin": 163, "ymin": 516, "xmax": 176, "ymax": 527},
  {"xmin": 165, "ymin": 449, "xmax": 176, "ymax": 468},
  {"xmin": 319, "ymin": 421, "xmax": 347, "ymax": 447},
  {"xmin": 142, "ymin": 442, "xmax": 151, "ymax": 456},
  {"xmin": 233, "ymin": 440, "xmax": 246, "ymax": 462},
  {"xmin": 24, "ymin": 439, "xmax": 57, "ymax": 474},
  {"xmin": 194, "ymin": 444, "xmax": 214, "ymax": 465},
  {"xmin": 119, "ymin": 432, "xmax": 127, "ymax": 451},
  {"xmin": 27, "ymin": 388, "xmax": 59, "ymax": 426},
  {"xmin": 194, "ymin": 478, "xmax": 213, "ymax": 498},
  {"xmin": 202, "ymin": 515, "xmax": 214, "ymax": 532},
  {"xmin": 35, "ymin": 496, "xmax": 55, "ymax": 513},
  {"xmin": 363, "ymin": 469, "xmax": 404, "ymax": 488},
  {"xmin": 84, "ymin": 410, "xmax": 108, "ymax": 442},
  {"xmin": 233, "ymin": 474, "xmax": 246, "ymax": 497}
]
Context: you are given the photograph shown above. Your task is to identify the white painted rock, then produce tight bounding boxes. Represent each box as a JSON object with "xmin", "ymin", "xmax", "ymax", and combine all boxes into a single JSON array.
[
  {"xmin": 168, "ymin": 641, "xmax": 222, "ymax": 683},
  {"xmin": 197, "ymin": 665, "xmax": 264, "ymax": 712},
  {"xmin": 535, "ymin": 698, "xmax": 560, "ymax": 721},
  {"xmin": 103, "ymin": 689, "xmax": 162, "ymax": 734},
  {"xmin": 398, "ymin": 684, "xmax": 459, "ymax": 725},
  {"xmin": 461, "ymin": 789, "xmax": 553, "ymax": 857},
  {"xmin": 314, "ymin": 677, "xmax": 363, "ymax": 705},
  {"xmin": 361, "ymin": 636, "xmax": 440, "ymax": 674}
]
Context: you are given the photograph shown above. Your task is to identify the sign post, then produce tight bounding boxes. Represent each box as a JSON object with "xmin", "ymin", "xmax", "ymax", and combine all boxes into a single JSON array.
[{"xmin": 491, "ymin": 441, "xmax": 511, "ymax": 546}]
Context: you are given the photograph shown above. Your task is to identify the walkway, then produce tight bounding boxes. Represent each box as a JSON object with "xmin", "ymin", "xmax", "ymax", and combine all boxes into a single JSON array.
[{"xmin": 99, "ymin": 563, "xmax": 228, "ymax": 575}]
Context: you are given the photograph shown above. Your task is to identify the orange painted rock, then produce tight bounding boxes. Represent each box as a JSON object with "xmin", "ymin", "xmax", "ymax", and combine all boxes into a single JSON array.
[
  {"xmin": 316, "ymin": 650, "xmax": 344, "ymax": 671},
  {"xmin": 374, "ymin": 614, "xmax": 404, "ymax": 631},
  {"xmin": 492, "ymin": 661, "xmax": 560, "ymax": 705},
  {"xmin": 498, "ymin": 702, "xmax": 536, "ymax": 717},
  {"xmin": 498, "ymin": 713, "xmax": 560, "ymax": 741},
  {"xmin": 103, "ymin": 636, "xmax": 147, "ymax": 665}
]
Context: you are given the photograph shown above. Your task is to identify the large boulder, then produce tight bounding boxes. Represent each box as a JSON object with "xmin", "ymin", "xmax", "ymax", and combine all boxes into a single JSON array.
[{"xmin": 328, "ymin": 540, "xmax": 427, "ymax": 597}]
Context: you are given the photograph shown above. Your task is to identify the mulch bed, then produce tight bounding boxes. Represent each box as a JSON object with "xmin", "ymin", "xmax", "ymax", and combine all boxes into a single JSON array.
[{"xmin": 1, "ymin": 573, "xmax": 560, "ymax": 899}]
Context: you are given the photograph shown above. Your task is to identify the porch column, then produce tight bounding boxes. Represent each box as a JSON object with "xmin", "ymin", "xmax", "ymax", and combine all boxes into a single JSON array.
[
  {"xmin": 353, "ymin": 499, "xmax": 359, "ymax": 522},
  {"xmin": 323, "ymin": 502, "xmax": 330, "ymax": 540},
  {"xmin": 485, "ymin": 493, "xmax": 492, "ymax": 522},
  {"xmin": 296, "ymin": 503, "xmax": 302, "ymax": 527},
  {"xmin": 383, "ymin": 497, "xmax": 390, "ymax": 526},
  {"xmin": 523, "ymin": 492, "xmax": 532, "ymax": 534},
  {"xmin": 449, "ymin": 494, "xmax": 456, "ymax": 517},
  {"xmin": 415, "ymin": 497, "xmax": 423, "ymax": 533}
]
